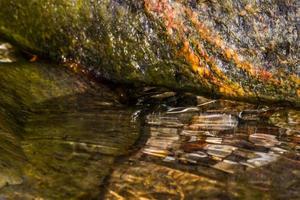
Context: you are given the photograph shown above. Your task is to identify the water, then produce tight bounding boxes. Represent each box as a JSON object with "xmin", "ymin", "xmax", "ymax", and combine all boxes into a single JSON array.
[
  {"xmin": 104, "ymin": 100, "xmax": 300, "ymax": 200},
  {"xmin": 0, "ymin": 41, "xmax": 299, "ymax": 199},
  {"xmin": 0, "ymin": 42, "xmax": 140, "ymax": 199}
]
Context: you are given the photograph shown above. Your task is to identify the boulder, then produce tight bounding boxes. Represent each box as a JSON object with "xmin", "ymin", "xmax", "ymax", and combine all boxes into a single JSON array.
[{"xmin": 0, "ymin": 0, "xmax": 299, "ymax": 105}]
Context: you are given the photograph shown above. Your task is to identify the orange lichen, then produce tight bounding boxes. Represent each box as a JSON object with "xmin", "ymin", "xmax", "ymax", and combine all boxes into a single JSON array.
[
  {"xmin": 245, "ymin": 4, "xmax": 256, "ymax": 14},
  {"xmin": 180, "ymin": 41, "xmax": 201, "ymax": 72},
  {"xmin": 224, "ymin": 48, "xmax": 234, "ymax": 60},
  {"xmin": 64, "ymin": 60, "xmax": 88, "ymax": 75},
  {"xmin": 291, "ymin": 75, "xmax": 300, "ymax": 85},
  {"xmin": 29, "ymin": 55, "xmax": 38, "ymax": 62},
  {"xmin": 187, "ymin": 10, "xmax": 259, "ymax": 77},
  {"xmin": 258, "ymin": 69, "xmax": 273, "ymax": 81},
  {"xmin": 144, "ymin": 0, "xmax": 260, "ymax": 97},
  {"xmin": 183, "ymin": 6, "xmax": 280, "ymax": 84}
]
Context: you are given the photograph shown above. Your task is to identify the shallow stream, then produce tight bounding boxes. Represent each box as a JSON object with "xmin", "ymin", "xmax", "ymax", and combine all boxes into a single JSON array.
[{"xmin": 0, "ymin": 41, "xmax": 299, "ymax": 200}]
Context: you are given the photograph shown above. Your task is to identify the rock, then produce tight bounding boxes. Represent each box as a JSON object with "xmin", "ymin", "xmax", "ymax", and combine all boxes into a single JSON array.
[{"xmin": 0, "ymin": 0, "xmax": 299, "ymax": 105}]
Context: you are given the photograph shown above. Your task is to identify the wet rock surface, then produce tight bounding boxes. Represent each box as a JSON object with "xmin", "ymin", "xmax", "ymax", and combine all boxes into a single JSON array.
[{"xmin": 0, "ymin": 0, "xmax": 299, "ymax": 105}]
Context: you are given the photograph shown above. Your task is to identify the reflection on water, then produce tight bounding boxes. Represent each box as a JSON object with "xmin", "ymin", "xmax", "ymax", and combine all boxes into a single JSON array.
[
  {"xmin": 0, "ymin": 128, "xmax": 24, "ymax": 188},
  {"xmin": 0, "ymin": 42, "xmax": 16, "ymax": 63},
  {"xmin": 140, "ymin": 102, "xmax": 293, "ymax": 170},
  {"xmin": 0, "ymin": 41, "xmax": 299, "ymax": 199},
  {"xmin": 0, "ymin": 93, "xmax": 140, "ymax": 199},
  {"xmin": 0, "ymin": 44, "xmax": 140, "ymax": 199},
  {"xmin": 105, "ymin": 99, "xmax": 300, "ymax": 200}
]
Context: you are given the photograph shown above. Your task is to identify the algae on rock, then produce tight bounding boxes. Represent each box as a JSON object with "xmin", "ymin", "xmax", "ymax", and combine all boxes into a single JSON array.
[{"xmin": 0, "ymin": 0, "xmax": 298, "ymax": 105}]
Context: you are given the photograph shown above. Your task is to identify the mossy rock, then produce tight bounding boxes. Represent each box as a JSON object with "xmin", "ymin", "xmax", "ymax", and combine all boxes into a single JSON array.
[{"xmin": 0, "ymin": 0, "xmax": 299, "ymax": 105}]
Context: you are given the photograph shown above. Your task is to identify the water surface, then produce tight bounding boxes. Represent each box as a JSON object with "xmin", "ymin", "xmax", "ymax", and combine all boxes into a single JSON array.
[{"xmin": 0, "ymin": 41, "xmax": 299, "ymax": 200}]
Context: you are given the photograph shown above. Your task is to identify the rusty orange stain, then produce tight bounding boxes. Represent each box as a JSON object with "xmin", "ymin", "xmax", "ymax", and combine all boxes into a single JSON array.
[
  {"xmin": 144, "ymin": 0, "xmax": 298, "ymax": 98},
  {"xmin": 29, "ymin": 55, "xmax": 38, "ymax": 62},
  {"xmin": 145, "ymin": 0, "xmax": 249, "ymax": 97}
]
